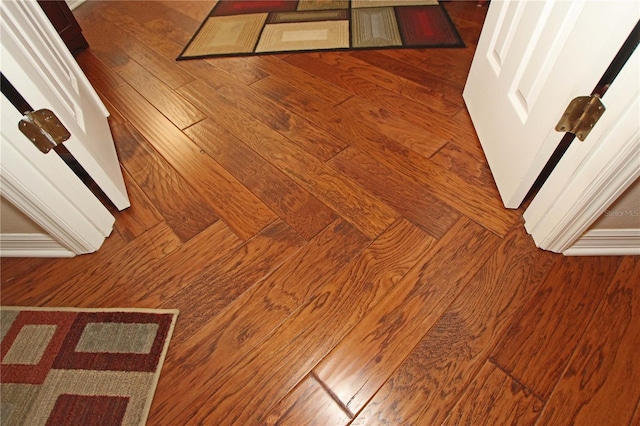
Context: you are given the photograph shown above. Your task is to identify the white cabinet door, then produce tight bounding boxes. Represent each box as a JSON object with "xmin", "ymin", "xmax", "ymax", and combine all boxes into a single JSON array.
[
  {"xmin": 1, "ymin": 0, "xmax": 130, "ymax": 210},
  {"xmin": 463, "ymin": 0, "xmax": 639, "ymax": 208}
]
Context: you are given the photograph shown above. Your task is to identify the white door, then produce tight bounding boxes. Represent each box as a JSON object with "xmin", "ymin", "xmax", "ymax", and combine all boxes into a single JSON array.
[
  {"xmin": 0, "ymin": 0, "xmax": 130, "ymax": 210},
  {"xmin": 463, "ymin": 0, "xmax": 639, "ymax": 208}
]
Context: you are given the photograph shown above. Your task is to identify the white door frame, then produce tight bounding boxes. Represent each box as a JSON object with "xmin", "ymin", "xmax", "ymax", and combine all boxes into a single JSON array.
[
  {"xmin": 1, "ymin": 96, "xmax": 115, "ymax": 256},
  {"xmin": 524, "ymin": 45, "xmax": 640, "ymax": 254}
]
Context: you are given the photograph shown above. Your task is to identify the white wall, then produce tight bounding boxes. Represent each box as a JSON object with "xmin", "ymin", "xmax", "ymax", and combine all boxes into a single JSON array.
[
  {"xmin": 565, "ymin": 178, "xmax": 640, "ymax": 256},
  {"xmin": 590, "ymin": 178, "xmax": 640, "ymax": 230},
  {"xmin": 1, "ymin": 196, "xmax": 44, "ymax": 234},
  {"xmin": 0, "ymin": 196, "xmax": 74, "ymax": 257}
]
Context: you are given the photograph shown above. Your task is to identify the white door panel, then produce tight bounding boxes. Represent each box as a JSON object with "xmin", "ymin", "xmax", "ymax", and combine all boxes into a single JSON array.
[{"xmin": 464, "ymin": 0, "xmax": 639, "ymax": 208}]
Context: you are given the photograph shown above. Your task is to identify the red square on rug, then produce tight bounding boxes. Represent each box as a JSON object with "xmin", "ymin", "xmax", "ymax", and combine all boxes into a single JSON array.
[
  {"xmin": 213, "ymin": 0, "xmax": 298, "ymax": 16},
  {"xmin": 46, "ymin": 394, "xmax": 129, "ymax": 426},
  {"xmin": 396, "ymin": 5, "xmax": 462, "ymax": 46}
]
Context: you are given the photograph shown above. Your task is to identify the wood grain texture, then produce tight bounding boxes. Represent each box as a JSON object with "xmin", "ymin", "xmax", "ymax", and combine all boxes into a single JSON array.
[
  {"xmin": 251, "ymin": 55, "xmax": 353, "ymax": 106},
  {"xmin": 5, "ymin": 223, "xmax": 180, "ymax": 307},
  {"xmin": 74, "ymin": 49, "xmax": 125, "ymax": 94},
  {"xmin": 442, "ymin": 360, "xmax": 544, "ymax": 426},
  {"xmin": 143, "ymin": 16, "xmax": 195, "ymax": 46},
  {"xmin": 304, "ymin": 52, "xmax": 462, "ymax": 118},
  {"xmin": 160, "ymin": 220, "xmax": 307, "ymax": 345},
  {"xmin": 156, "ymin": 0, "xmax": 212, "ymax": 22},
  {"xmin": 109, "ymin": 0, "xmax": 200, "ymax": 32},
  {"xmin": 176, "ymin": 58, "xmax": 347, "ymax": 162},
  {"xmin": 109, "ymin": 169, "xmax": 164, "ymax": 242},
  {"xmin": 351, "ymin": 49, "xmax": 470, "ymax": 92},
  {"xmin": 429, "ymin": 141, "xmax": 496, "ymax": 189},
  {"xmin": 112, "ymin": 122, "xmax": 219, "ymax": 242},
  {"xmin": 262, "ymin": 374, "xmax": 351, "ymax": 426},
  {"xmin": 250, "ymin": 75, "xmax": 447, "ymax": 160},
  {"xmin": 107, "ymin": 84, "xmax": 277, "ymax": 240},
  {"xmin": 110, "ymin": 57, "xmax": 205, "ymax": 130},
  {"xmin": 100, "ymin": 220, "xmax": 243, "ymax": 308},
  {"xmin": 330, "ymin": 94, "xmax": 450, "ymax": 159},
  {"xmin": 2, "ymin": 3, "xmax": 636, "ymax": 425},
  {"xmin": 178, "ymin": 80, "xmax": 399, "ymax": 239},
  {"xmin": 536, "ymin": 256, "xmax": 640, "ymax": 425},
  {"xmin": 75, "ymin": 3, "xmax": 184, "ymax": 62},
  {"xmin": 328, "ymin": 146, "xmax": 460, "ymax": 239},
  {"xmin": 246, "ymin": 70, "xmax": 518, "ymax": 236},
  {"xmin": 205, "ymin": 56, "xmax": 270, "ymax": 86},
  {"xmin": 78, "ymin": 15, "xmax": 195, "ymax": 90},
  {"xmin": 491, "ymin": 256, "xmax": 621, "ymax": 400},
  {"xmin": 314, "ymin": 218, "xmax": 498, "ymax": 414},
  {"xmin": 1, "ymin": 257, "xmax": 56, "ymax": 288},
  {"xmin": 184, "ymin": 119, "xmax": 337, "ymax": 241},
  {"xmin": 149, "ymin": 220, "xmax": 370, "ymax": 425},
  {"xmin": 282, "ymin": 53, "xmax": 477, "ymax": 143},
  {"xmin": 315, "ymin": 51, "xmax": 463, "ymax": 113},
  {"xmin": 190, "ymin": 219, "xmax": 435, "ymax": 425},
  {"xmin": 352, "ymin": 226, "xmax": 557, "ymax": 425}
]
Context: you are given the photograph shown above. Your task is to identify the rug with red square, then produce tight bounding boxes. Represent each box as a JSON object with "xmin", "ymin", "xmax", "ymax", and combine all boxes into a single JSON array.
[
  {"xmin": 1, "ymin": 307, "xmax": 178, "ymax": 426},
  {"xmin": 178, "ymin": 0, "xmax": 464, "ymax": 60}
]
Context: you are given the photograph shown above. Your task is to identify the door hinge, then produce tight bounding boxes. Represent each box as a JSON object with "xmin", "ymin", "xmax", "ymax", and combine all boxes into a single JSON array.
[
  {"xmin": 18, "ymin": 109, "xmax": 71, "ymax": 153},
  {"xmin": 555, "ymin": 94, "xmax": 605, "ymax": 141}
]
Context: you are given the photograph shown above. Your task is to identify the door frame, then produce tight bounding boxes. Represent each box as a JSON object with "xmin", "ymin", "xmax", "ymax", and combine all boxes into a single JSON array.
[
  {"xmin": 523, "ymin": 45, "xmax": 640, "ymax": 254},
  {"xmin": 1, "ymin": 96, "xmax": 115, "ymax": 256}
]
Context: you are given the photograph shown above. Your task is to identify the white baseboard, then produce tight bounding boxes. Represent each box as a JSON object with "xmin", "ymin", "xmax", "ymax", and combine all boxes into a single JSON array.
[
  {"xmin": 65, "ymin": 0, "xmax": 86, "ymax": 11},
  {"xmin": 563, "ymin": 229, "xmax": 640, "ymax": 256},
  {"xmin": 0, "ymin": 233, "xmax": 75, "ymax": 258}
]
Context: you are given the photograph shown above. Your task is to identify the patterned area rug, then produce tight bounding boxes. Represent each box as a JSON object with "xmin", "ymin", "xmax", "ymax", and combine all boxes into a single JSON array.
[
  {"xmin": 0, "ymin": 307, "xmax": 178, "ymax": 426},
  {"xmin": 178, "ymin": 0, "xmax": 464, "ymax": 60}
]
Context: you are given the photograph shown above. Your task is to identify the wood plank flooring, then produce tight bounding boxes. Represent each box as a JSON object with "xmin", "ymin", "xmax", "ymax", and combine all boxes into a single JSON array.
[{"xmin": 2, "ymin": 2, "xmax": 639, "ymax": 424}]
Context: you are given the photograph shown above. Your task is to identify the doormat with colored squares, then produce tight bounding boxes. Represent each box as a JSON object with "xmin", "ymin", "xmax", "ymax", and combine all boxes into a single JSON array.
[
  {"xmin": 177, "ymin": 0, "xmax": 464, "ymax": 60},
  {"xmin": 0, "ymin": 307, "xmax": 178, "ymax": 426}
]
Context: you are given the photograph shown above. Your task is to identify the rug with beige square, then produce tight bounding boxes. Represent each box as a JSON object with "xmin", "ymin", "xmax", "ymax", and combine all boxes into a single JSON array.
[
  {"xmin": 178, "ymin": 0, "xmax": 464, "ymax": 60},
  {"xmin": 1, "ymin": 307, "xmax": 178, "ymax": 426}
]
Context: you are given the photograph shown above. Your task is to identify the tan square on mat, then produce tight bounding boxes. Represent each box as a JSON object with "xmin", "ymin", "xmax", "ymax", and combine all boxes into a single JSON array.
[
  {"xmin": 351, "ymin": 0, "xmax": 438, "ymax": 7},
  {"xmin": 297, "ymin": 0, "xmax": 349, "ymax": 11},
  {"xmin": 352, "ymin": 7, "xmax": 402, "ymax": 48},
  {"xmin": 182, "ymin": 14, "xmax": 268, "ymax": 57},
  {"xmin": 256, "ymin": 21, "xmax": 349, "ymax": 53}
]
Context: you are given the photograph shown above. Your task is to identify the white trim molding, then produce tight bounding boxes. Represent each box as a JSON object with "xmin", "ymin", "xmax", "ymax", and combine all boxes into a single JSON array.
[
  {"xmin": 564, "ymin": 229, "xmax": 640, "ymax": 256},
  {"xmin": 0, "ymin": 233, "xmax": 75, "ymax": 257},
  {"xmin": 524, "ymin": 46, "xmax": 640, "ymax": 255},
  {"xmin": 65, "ymin": 0, "xmax": 86, "ymax": 11}
]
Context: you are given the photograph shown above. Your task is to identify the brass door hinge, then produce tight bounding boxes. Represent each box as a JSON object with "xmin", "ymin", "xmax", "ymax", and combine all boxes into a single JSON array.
[
  {"xmin": 555, "ymin": 94, "xmax": 605, "ymax": 141},
  {"xmin": 18, "ymin": 109, "xmax": 71, "ymax": 153}
]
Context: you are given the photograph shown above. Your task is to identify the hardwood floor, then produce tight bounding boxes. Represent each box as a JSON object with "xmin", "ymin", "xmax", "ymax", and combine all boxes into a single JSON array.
[{"xmin": 2, "ymin": 1, "xmax": 639, "ymax": 424}]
